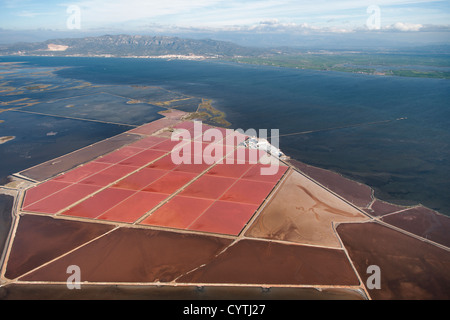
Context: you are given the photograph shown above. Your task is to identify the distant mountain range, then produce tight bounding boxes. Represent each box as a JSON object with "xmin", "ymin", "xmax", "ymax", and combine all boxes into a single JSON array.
[
  {"xmin": 2, "ymin": 34, "xmax": 448, "ymax": 79},
  {"xmin": 0, "ymin": 34, "xmax": 270, "ymax": 58},
  {"xmin": 2, "ymin": 33, "xmax": 448, "ymax": 58}
]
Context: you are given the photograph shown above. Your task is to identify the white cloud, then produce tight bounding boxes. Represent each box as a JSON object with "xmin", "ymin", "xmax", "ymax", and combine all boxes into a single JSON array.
[
  {"xmin": 17, "ymin": 10, "xmax": 41, "ymax": 17},
  {"xmin": 201, "ymin": 20, "xmax": 355, "ymax": 34},
  {"xmin": 16, "ymin": 10, "xmax": 57, "ymax": 18},
  {"xmin": 65, "ymin": 0, "xmax": 223, "ymax": 26},
  {"xmin": 64, "ymin": 0, "xmax": 447, "ymax": 28},
  {"xmin": 3, "ymin": 0, "xmax": 447, "ymax": 34},
  {"xmin": 384, "ymin": 22, "xmax": 424, "ymax": 31}
]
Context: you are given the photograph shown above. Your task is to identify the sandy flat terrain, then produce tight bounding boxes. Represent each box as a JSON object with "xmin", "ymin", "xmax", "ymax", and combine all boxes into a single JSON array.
[
  {"xmin": 288, "ymin": 159, "xmax": 373, "ymax": 208},
  {"xmin": 246, "ymin": 170, "xmax": 369, "ymax": 248}
]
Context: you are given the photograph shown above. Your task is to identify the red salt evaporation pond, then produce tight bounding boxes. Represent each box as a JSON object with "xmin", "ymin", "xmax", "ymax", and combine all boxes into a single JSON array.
[
  {"xmin": 22, "ymin": 180, "xmax": 72, "ymax": 208},
  {"xmin": 20, "ymin": 120, "xmax": 287, "ymax": 236},
  {"xmin": 77, "ymin": 164, "xmax": 137, "ymax": 187},
  {"xmin": 188, "ymin": 201, "xmax": 259, "ymax": 235},
  {"xmin": 205, "ymin": 163, "xmax": 254, "ymax": 179},
  {"xmin": 150, "ymin": 138, "xmax": 190, "ymax": 152},
  {"xmin": 219, "ymin": 179, "xmax": 275, "ymax": 205},
  {"xmin": 140, "ymin": 196, "xmax": 215, "ymax": 229},
  {"xmin": 174, "ymin": 141, "xmax": 211, "ymax": 155},
  {"xmin": 128, "ymin": 135, "xmax": 167, "ymax": 149},
  {"xmin": 170, "ymin": 142, "xmax": 224, "ymax": 166},
  {"xmin": 172, "ymin": 152, "xmax": 223, "ymax": 167},
  {"xmin": 205, "ymin": 142, "xmax": 234, "ymax": 159},
  {"xmin": 95, "ymin": 146, "xmax": 145, "ymax": 164},
  {"xmin": 146, "ymin": 154, "xmax": 180, "ymax": 171},
  {"xmin": 173, "ymin": 157, "xmax": 214, "ymax": 174},
  {"xmin": 142, "ymin": 171, "xmax": 197, "ymax": 194},
  {"xmin": 97, "ymin": 191, "xmax": 169, "ymax": 223},
  {"xmin": 23, "ymin": 184, "xmax": 101, "ymax": 214},
  {"xmin": 241, "ymin": 163, "xmax": 288, "ymax": 183},
  {"xmin": 51, "ymin": 161, "xmax": 112, "ymax": 184},
  {"xmin": 179, "ymin": 175, "xmax": 236, "ymax": 200},
  {"xmin": 118, "ymin": 149, "xmax": 166, "ymax": 167},
  {"xmin": 60, "ymin": 187, "xmax": 135, "ymax": 219},
  {"xmin": 112, "ymin": 168, "xmax": 168, "ymax": 191}
]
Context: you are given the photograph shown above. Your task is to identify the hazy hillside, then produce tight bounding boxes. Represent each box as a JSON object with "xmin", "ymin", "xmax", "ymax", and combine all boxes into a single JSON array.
[
  {"xmin": 2, "ymin": 34, "xmax": 448, "ymax": 79},
  {"xmin": 0, "ymin": 34, "xmax": 267, "ymax": 58}
]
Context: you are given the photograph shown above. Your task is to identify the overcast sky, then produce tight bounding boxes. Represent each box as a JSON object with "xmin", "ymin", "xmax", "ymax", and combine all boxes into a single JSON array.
[{"xmin": 1, "ymin": 0, "xmax": 449, "ymax": 47}]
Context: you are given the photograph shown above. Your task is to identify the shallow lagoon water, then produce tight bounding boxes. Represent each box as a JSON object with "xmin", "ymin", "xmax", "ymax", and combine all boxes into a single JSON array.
[{"xmin": 0, "ymin": 110, "xmax": 129, "ymax": 181}]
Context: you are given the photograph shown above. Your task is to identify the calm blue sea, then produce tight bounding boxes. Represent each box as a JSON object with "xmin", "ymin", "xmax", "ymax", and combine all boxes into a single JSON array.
[{"xmin": 1, "ymin": 56, "xmax": 449, "ymax": 215}]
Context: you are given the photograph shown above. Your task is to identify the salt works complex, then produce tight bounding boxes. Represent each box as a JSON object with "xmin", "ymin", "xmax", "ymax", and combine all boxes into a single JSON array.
[{"xmin": 0, "ymin": 109, "xmax": 449, "ymax": 300}]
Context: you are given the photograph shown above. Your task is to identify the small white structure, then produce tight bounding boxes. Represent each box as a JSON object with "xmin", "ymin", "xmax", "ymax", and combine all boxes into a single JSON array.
[{"xmin": 243, "ymin": 136, "xmax": 286, "ymax": 159}]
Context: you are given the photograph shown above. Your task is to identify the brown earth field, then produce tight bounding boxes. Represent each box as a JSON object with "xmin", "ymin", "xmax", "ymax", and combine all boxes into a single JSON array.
[
  {"xmin": 16, "ymin": 226, "xmax": 233, "ymax": 283},
  {"xmin": 0, "ymin": 194, "xmax": 14, "ymax": 260},
  {"xmin": 364, "ymin": 198, "xmax": 407, "ymax": 217},
  {"xmin": 178, "ymin": 239, "xmax": 360, "ymax": 286},
  {"xmin": 4, "ymin": 214, "xmax": 115, "ymax": 280},
  {"xmin": 336, "ymin": 222, "xmax": 450, "ymax": 300},
  {"xmin": 381, "ymin": 206, "xmax": 450, "ymax": 248},
  {"xmin": 6, "ymin": 215, "xmax": 361, "ymax": 287}
]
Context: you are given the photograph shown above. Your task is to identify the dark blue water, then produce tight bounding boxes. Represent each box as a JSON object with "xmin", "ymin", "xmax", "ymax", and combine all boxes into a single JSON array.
[
  {"xmin": 0, "ymin": 110, "xmax": 129, "ymax": 180},
  {"xmin": 2, "ymin": 56, "xmax": 449, "ymax": 214}
]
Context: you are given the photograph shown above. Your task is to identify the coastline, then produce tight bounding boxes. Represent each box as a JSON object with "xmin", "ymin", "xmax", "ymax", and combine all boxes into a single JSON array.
[
  {"xmin": 4, "ymin": 53, "xmax": 450, "ymax": 79},
  {"xmin": 184, "ymin": 98, "xmax": 231, "ymax": 128}
]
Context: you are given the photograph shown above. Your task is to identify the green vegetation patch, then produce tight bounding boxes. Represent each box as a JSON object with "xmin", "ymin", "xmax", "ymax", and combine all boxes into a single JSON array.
[
  {"xmin": 0, "ymin": 136, "xmax": 15, "ymax": 144},
  {"xmin": 389, "ymin": 69, "xmax": 450, "ymax": 79},
  {"xmin": 230, "ymin": 53, "xmax": 450, "ymax": 79},
  {"xmin": 185, "ymin": 99, "xmax": 231, "ymax": 127},
  {"xmin": 25, "ymin": 84, "xmax": 51, "ymax": 90}
]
